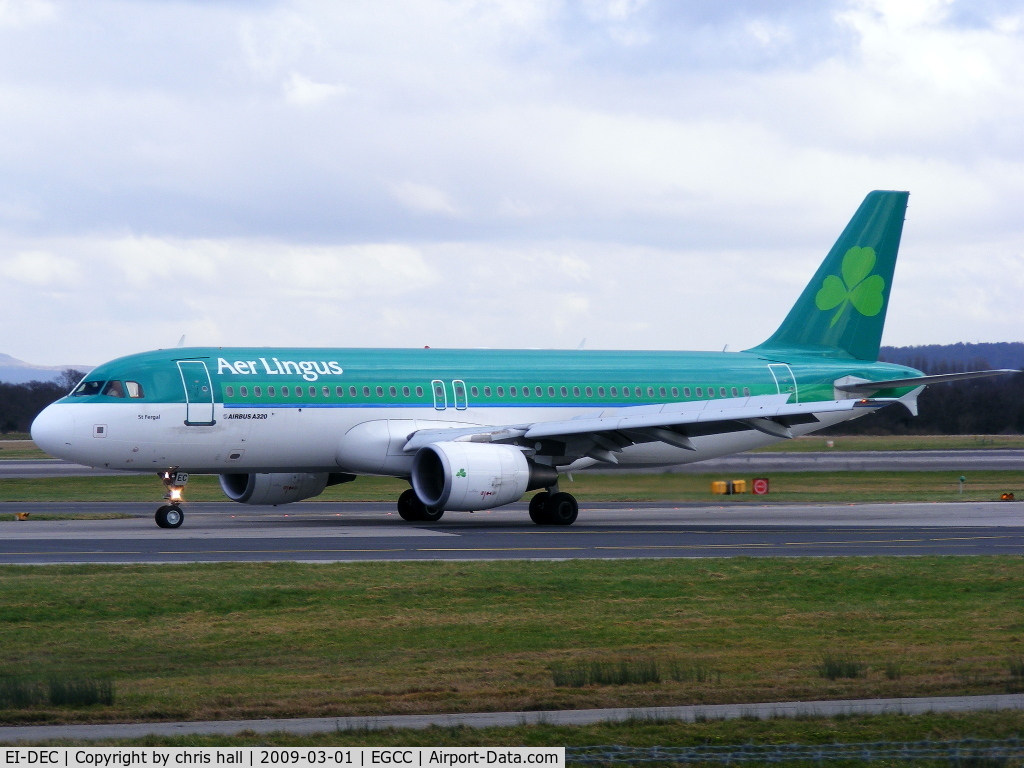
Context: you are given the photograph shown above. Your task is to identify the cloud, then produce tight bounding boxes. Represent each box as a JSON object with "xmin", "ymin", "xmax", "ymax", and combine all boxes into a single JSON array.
[
  {"xmin": 283, "ymin": 72, "xmax": 346, "ymax": 106},
  {"xmin": 390, "ymin": 182, "xmax": 460, "ymax": 216},
  {"xmin": 0, "ymin": 0, "xmax": 1022, "ymax": 362},
  {"xmin": 0, "ymin": 0, "xmax": 55, "ymax": 28},
  {"xmin": 0, "ymin": 250, "xmax": 78, "ymax": 286}
]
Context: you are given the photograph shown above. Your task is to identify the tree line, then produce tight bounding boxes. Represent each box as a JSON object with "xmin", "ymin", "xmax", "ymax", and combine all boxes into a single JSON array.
[{"xmin": 0, "ymin": 370, "xmax": 84, "ymax": 433}]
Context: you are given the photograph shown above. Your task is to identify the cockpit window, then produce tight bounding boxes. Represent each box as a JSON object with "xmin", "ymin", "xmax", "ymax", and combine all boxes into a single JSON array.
[
  {"xmin": 125, "ymin": 381, "xmax": 145, "ymax": 398},
  {"xmin": 102, "ymin": 380, "xmax": 125, "ymax": 398},
  {"xmin": 72, "ymin": 380, "xmax": 104, "ymax": 397}
]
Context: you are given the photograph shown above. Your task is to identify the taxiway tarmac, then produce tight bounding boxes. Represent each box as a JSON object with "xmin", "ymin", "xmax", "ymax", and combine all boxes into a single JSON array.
[{"xmin": 1, "ymin": 500, "xmax": 1022, "ymax": 564}]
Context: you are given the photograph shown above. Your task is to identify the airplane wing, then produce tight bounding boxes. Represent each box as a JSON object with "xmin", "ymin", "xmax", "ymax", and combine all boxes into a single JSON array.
[{"xmin": 402, "ymin": 394, "xmax": 884, "ymax": 464}]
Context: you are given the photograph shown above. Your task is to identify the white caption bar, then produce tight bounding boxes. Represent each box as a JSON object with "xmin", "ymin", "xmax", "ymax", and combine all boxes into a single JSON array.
[{"xmin": 1, "ymin": 749, "xmax": 564, "ymax": 768}]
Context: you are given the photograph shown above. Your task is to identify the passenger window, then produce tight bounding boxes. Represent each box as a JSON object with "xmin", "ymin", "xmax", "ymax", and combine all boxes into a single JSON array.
[
  {"xmin": 510, "ymin": 386, "xmax": 518, "ymax": 396},
  {"xmin": 573, "ymin": 386, "xmax": 580, "ymax": 397},
  {"xmin": 585, "ymin": 387, "xmax": 593, "ymax": 397},
  {"xmin": 240, "ymin": 386, "xmax": 248, "ymax": 398},
  {"xmin": 707, "ymin": 387, "xmax": 715, "ymax": 398},
  {"xmin": 102, "ymin": 380, "xmax": 125, "ymax": 398},
  {"xmin": 351, "ymin": 386, "xmax": 358, "ymax": 397},
  {"xmin": 660, "ymin": 387, "xmax": 667, "ymax": 397},
  {"xmin": 623, "ymin": 387, "xmax": 630, "ymax": 397},
  {"xmin": 282, "ymin": 386, "xmax": 289, "ymax": 397},
  {"xmin": 548, "ymin": 386, "xmax": 555, "ymax": 397},
  {"xmin": 598, "ymin": 387, "xmax": 605, "ymax": 397},
  {"xmin": 647, "ymin": 387, "xmax": 654, "ymax": 397},
  {"xmin": 225, "ymin": 386, "xmax": 235, "ymax": 398},
  {"xmin": 695, "ymin": 387, "xmax": 703, "ymax": 397},
  {"xmin": 560, "ymin": 386, "xmax": 568, "ymax": 397},
  {"xmin": 336, "ymin": 386, "xmax": 344, "ymax": 397},
  {"xmin": 611, "ymin": 387, "xmax": 618, "ymax": 397},
  {"xmin": 389, "ymin": 386, "xmax": 397, "ymax": 397},
  {"xmin": 323, "ymin": 386, "xmax": 330, "ymax": 397},
  {"xmin": 125, "ymin": 381, "xmax": 145, "ymax": 398},
  {"xmin": 720, "ymin": 387, "xmax": 727, "ymax": 397},
  {"xmin": 376, "ymin": 386, "xmax": 384, "ymax": 397},
  {"xmin": 731, "ymin": 387, "xmax": 738, "ymax": 397},
  {"xmin": 743, "ymin": 387, "xmax": 751, "ymax": 397},
  {"xmin": 72, "ymin": 380, "xmax": 104, "ymax": 396},
  {"xmin": 404, "ymin": 386, "xmax": 411, "ymax": 397},
  {"xmin": 683, "ymin": 387, "xmax": 691, "ymax": 397},
  {"xmin": 295, "ymin": 387, "xmax": 302, "ymax": 398},
  {"xmin": 309, "ymin": 386, "xmax": 316, "ymax": 397},
  {"xmin": 269, "ymin": 386, "xmax": 276, "ymax": 397},
  {"xmin": 497, "ymin": 386, "xmax": 505, "ymax": 397},
  {"xmin": 255, "ymin": 386, "xmax": 262, "ymax": 397},
  {"xmin": 471, "ymin": 386, "xmax": 478, "ymax": 397},
  {"xmin": 363, "ymin": 386, "xmax": 370, "ymax": 397},
  {"xmin": 522, "ymin": 386, "xmax": 529, "ymax": 397},
  {"xmin": 671, "ymin": 387, "xmax": 678, "ymax": 397},
  {"xmin": 483, "ymin": 386, "xmax": 492, "ymax": 397},
  {"xmin": 416, "ymin": 386, "xmax": 424, "ymax": 397},
  {"xmin": 535, "ymin": 386, "xmax": 542, "ymax": 397},
  {"xmin": 635, "ymin": 387, "xmax": 642, "ymax": 397}
]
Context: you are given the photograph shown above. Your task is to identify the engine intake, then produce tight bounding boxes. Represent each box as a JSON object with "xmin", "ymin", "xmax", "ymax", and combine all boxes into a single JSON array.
[
  {"xmin": 219, "ymin": 472, "xmax": 354, "ymax": 505},
  {"xmin": 412, "ymin": 442, "xmax": 558, "ymax": 512}
]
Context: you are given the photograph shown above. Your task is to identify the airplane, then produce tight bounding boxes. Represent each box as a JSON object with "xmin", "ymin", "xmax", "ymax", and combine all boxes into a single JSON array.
[{"xmin": 30, "ymin": 190, "xmax": 1015, "ymax": 529}]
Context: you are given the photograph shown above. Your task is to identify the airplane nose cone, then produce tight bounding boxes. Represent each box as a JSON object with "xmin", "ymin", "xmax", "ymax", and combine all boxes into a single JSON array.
[{"xmin": 31, "ymin": 404, "xmax": 75, "ymax": 459}]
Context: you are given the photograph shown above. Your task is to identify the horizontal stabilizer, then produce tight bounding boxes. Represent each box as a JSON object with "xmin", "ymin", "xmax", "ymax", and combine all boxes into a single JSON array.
[{"xmin": 834, "ymin": 369, "xmax": 1018, "ymax": 394}]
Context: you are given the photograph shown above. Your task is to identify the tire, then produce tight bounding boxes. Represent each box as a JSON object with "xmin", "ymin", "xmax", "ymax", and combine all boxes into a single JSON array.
[
  {"xmin": 155, "ymin": 504, "xmax": 184, "ymax": 529},
  {"xmin": 397, "ymin": 489, "xmax": 423, "ymax": 521},
  {"xmin": 419, "ymin": 506, "xmax": 445, "ymax": 522},
  {"xmin": 544, "ymin": 492, "xmax": 578, "ymax": 526},
  {"xmin": 529, "ymin": 492, "xmax": 550, "ymax": 525}
]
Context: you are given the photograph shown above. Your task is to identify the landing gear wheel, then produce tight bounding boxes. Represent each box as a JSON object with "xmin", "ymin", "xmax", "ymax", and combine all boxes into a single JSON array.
[
  {"xmin": 529, "ymin": 492, "xmax": 550, "ymax": 524},
  {"xmin": 397, "ymin": 489, "xmax": 423, "ymax": 521},
  {"xmin": 419, "ymin": 506, "xmax": 445, "ymax": 522},
  {"xmin": 544, "ymin": 492, "xmax": 578, "ymax": 526},
  {"xmin": 155, "ymin": 504, "xmax": 184, "ymax": 529}
]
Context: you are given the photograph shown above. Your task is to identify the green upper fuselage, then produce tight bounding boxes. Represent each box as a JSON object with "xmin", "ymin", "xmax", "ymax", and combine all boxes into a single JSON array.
[{"xmin": 63, "ymin": 346, "xmax": 923, "ymax": 409}]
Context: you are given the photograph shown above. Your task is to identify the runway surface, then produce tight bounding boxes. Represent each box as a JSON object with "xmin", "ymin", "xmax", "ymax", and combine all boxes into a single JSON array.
[{"xmin": 2, "ymin": 500, "xmax": 1023, "ymax": 564}]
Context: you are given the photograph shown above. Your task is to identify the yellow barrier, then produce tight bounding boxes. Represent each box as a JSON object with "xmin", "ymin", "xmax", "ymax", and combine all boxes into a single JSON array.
[
  {"xmin": 710, "ymin": 481, "xmax": 727, "ymax": 495},
  {"xmin": 731, "ymin": 479, "xmax": 747, "ymax": 494}
]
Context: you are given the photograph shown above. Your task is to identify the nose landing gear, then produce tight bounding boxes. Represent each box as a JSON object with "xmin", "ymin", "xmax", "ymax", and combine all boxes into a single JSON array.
[
  {"xmin": 155, "ymin": 504, "xmax": 184, "ymax": 529},
  {"xmin": 155, "ymin": 470, "xmax": 188, "ymax": 529}
]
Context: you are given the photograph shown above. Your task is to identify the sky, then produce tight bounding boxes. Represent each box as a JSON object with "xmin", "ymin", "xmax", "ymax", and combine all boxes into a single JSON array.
[{"xmin": 1, "ymin": 0, "xmax": 1023, "ymax": 365}]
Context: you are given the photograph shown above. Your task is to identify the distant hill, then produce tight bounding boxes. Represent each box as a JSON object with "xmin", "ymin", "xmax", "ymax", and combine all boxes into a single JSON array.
[
  {"xmin": 0, "ymin": 353, "xmax": 94, "ymax": 385},
  {"xmin": 879, "ymin": 342, "xmax": 1024, "ymax": 373}
]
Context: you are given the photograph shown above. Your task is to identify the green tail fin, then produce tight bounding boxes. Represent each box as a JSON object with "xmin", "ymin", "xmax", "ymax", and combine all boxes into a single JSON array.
[{"xmin": 749, "ymin": 190, "xmax": 909, "ymax": 362}]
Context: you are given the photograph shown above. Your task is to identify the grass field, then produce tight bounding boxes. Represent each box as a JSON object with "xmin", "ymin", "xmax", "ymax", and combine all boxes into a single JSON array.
[
  {"xmin": 751, "ymin": 434, "xmax": 1024, "ymax": 452},
  {"xmin": 2, "ymin": 470, "xmax": 1023, "ymax": 504},
  {"xmin": 1, "ymin": 557, "xmax": 1023, "ymax": 726},
  {"xmin": 19, "ymin": 711, "xmax": 1024, "ymax": 747},
  {"xmin": 5, "ymin": 434, "xmax": 1024, "ymax": 463}
]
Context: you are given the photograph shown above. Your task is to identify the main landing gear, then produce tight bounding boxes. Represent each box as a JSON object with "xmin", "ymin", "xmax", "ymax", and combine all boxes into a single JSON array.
[
  {"xmin": 397, "ymin": 488, "xmax": 445, "ymax": 522},
  {"xmin": 528, "ymin": 490, "xmax": 578, "ymax": 526},
  {"xmin": 154, "ymin": 470, "xmax": 188, "ymax": 529}
]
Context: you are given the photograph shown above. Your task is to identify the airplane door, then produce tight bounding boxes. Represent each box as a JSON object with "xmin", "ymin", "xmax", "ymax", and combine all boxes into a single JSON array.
[
  {"xmin": 431, "ymin": 380, "xmax": 447, "ymax": 411},
  {"xmin": 177, "ymin": 361, "xmax": 216, "ymax": 425},
  {"xmin": 452, "ymin": 380, "xmax": 468, "ymax": 410},
  {"xmin": 767, "ymin": 363, "xmax": 798, "ymax": 403}
]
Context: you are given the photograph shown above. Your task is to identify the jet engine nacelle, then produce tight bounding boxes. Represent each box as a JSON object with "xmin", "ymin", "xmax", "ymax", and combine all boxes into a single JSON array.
[
  {"xmin": 219, "ymin": 472, "xmax": 353, "ymax": 505},
  {"xmin": 412, "ymin": 442, "xmax": 558, "ymax": 512}
]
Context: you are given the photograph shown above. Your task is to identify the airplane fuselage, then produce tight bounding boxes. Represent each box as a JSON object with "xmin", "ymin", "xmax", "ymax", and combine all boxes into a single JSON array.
[{"xmin": 32, "ymin": 346, "xmax": 920, "ymax": 475}]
